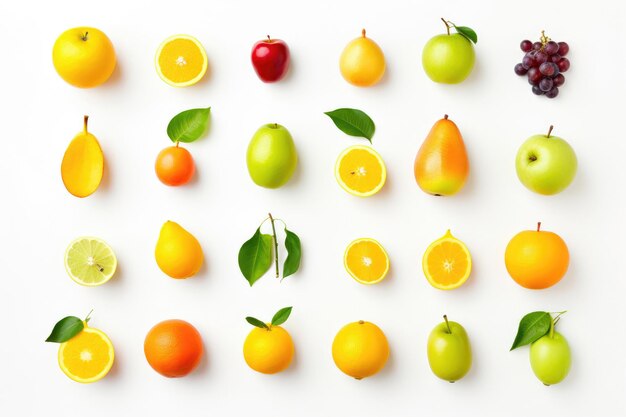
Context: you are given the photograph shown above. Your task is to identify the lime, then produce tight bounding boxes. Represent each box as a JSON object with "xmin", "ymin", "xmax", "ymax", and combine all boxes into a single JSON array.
[{"xmin": 64, "ymin": 237, "xmax": 117, "ymax": 286}]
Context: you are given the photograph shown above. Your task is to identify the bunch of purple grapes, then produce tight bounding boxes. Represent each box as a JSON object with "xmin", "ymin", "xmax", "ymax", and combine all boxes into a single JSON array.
[{"xmin": 514, "ymin": 31, "xmax": 570, "ymax": 99}]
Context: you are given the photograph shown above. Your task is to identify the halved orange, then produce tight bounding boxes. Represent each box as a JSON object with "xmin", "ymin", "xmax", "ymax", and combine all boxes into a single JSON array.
[
  {"xmin": 155, "ymin": 35, "xmax": 208, "ymax": 87},
  {"xmin": 58, "ymin": 324, "xmax": 114, "ymax": 383},
  {"xmin": 422, "ymin": 230, "xmax": 471, "ymax": 290},
  {"xmin": 335, "ymin": 145, "xmax": 386, "ymax": 197},
  {"xmin": 344, "ymin": 238, "xmax": 389, "ymax": 284}
]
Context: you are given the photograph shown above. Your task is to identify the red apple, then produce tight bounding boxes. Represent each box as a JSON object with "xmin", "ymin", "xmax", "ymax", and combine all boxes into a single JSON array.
[{"xmin": 251, "ymin": 36, "xmax": 290, "ymax": 82}]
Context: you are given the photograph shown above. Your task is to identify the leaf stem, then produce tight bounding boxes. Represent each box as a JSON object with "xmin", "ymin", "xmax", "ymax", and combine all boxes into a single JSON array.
[
  {"xmin": 549, "ymin": 314, "xmax": 555, "ymax": 338},
  {"xmin": 268, "ymin": 213, "xmax": 279, "ymax": 278},
  {"xmin": 443, "ymin": 314, "xmax": 451, "ymax": 333},
  {"xmin": 441, "ymin": 18, "xmax": 451, "ymax": 35},
  {"xmin": 84, "ymin": 309, "xmax": 94, "ymax": 323}
]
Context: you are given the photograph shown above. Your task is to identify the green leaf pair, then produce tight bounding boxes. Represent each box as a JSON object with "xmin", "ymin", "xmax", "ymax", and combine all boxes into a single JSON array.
[
  {"xmin": 246, "ymin": 307, "xmax": 293, "ymax": 330},
  {"xmin": 167, "ymin": 107, "xmax": 211, "ymax": 143},
  {"xmin": 324, "ymin": 108, "xmax": 375, "ymax": 142},
  {"xmin": 45, "ymin": 310, "xmax": 93, "ymax": 343},
  {"xmin": 238, "ymin": 213, "xmax": 301, "ymax": 286},
  {"xmin": 510, "ymin": 311, "xmax": 566, "ymax": 350}
]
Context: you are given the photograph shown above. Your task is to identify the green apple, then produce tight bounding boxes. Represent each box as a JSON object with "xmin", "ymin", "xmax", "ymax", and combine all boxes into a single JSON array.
[
  {"xmin": 427, "ymin": 315, "xmax": 472, "ymax": 382},
  {"xmin": 422, "ymin": 20, "xmax": 476, "ymax": 84},
  {"xmin": 516, "ymin": 126, "xmax": 577, "ymax": 195},
  {"xmin": 530, "ymin": 331, "xmax": 571, "ymax": 385},
  {"xmin": 246, "ymin": 123, "xmax": 298, "ymax": 188}
]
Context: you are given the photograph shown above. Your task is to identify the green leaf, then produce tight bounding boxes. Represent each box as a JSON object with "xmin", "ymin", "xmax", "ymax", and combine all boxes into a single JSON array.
[
  {"xmin": 271, "ymin": 307, "xmax": 293, "ymax": 326},
  {"xmin": 166, "ymin": 107, "xmax": 211, "ymax": 143},
  {"xmin": 238, "ymin": 227, "xmax": 273, "ymax": 286},
  {"xmin": 510, "ymin": 311, "xmax": 551, "ymax": 350},
  {"xmin": 454, "ymin": 26, "xmax": 478, "ymax": 44},
  {"xmin": 246, "ymin": 316, "xmax": 269, "ymax": 330},
  {"xmin": 324, "ymin": 108, "xmax": 375, "ymax": 142},
  {"xmin": 283, "ymin": 229, "xmax": 301, "ymax": 279},
  {"xmin": 45, "ymin": 316, "xmax": 84, "ymax": 343}
]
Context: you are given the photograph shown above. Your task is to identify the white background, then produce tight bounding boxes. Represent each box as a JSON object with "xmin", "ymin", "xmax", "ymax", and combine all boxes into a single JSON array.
[{"xmin": 1, "ymin": 0, "xmax": 624, "ymax": 415}]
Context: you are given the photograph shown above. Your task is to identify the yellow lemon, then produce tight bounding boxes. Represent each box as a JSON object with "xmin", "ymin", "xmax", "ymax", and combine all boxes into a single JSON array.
[
  {"xmin": 339, "ymin": 29, "xmax": 386, "ymax": 87},
  {"xmin": 155, "ymin": 221, "xmax": 204, "ymax": 279},
  {"xmin": 422, "ymin": 230, "xmax": 472, "ymax": 290},
  {"xmin": 243, "ymin": 325, "xmax": 294, "ymax": 374},
  {"xmin": 58, "ymin": 324, "xmax": 114, "ymax": 383},
  {"xmin": 332, "ymin": 320, "xmax": 389, "ymax": 379},
  {"xmin": 52, "ymin": 27, "xmax": 116, "ymax": 88}
]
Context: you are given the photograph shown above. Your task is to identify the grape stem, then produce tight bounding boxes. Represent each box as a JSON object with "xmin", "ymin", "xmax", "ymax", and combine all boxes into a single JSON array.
[
  {"xmin": 441, "ymin": 18, "xmax": 451, "ymax": 35},
  {"xmin": 540, "ymin": 30, "xmax": 551, "ymax": 50}
]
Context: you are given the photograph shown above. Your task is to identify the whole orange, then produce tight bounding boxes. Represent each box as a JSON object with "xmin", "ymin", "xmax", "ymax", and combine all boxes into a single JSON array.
[
  {"xmin": 505, "ymin": 223, "xmax": 569, "ymax": 289},
  {"xmin": 144, "ymin": 319, "xmax": 203, "ymax": 377},
  {"xmin": 155, "ymin": 145, "xmax": 195, "ymax": 186}
]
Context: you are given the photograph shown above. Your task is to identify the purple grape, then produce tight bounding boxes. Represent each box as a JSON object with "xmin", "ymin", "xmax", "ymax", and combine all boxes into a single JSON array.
[
  {"xmin": 558, "ymin": 42, "xmax": 569, "ymax": 56},
  {"xmin": 539, "ymin": 62, "xmax": 557, "ymax": 76},
  {"xmin": 558, "ymin": 58, "xmax": 570, "ymax": 72},
  {"xmin": 535, "ymin": 52, "xmax": 548, "ymax": 65},
  {"xmin": 545, "ymin": 87, "xmax": 559, "ymax": 99},
  {"xmin": 544, "ymin": 41, "xmax": 559, "ymax": 55},
  {"xmin": 550, "ymin": 54, "xmax": 561, "ymax": 63},
  {"xmin": 533, "ymin": 41, "xmax": 543, "ymax": 50},
  {"xmin": 553, "ymin": 73, "xmax": 565, "ymax": 87},
  {"xmin": 539, "ymin": 77, "xmax": 554, "ymax": 92},
  {"xmin": 532, "ymin": 85, "xmax": 544, "ymax": 95},
  {"xmin": 515, "ymin": 63, "xmax": 528, "ymax": 76},
  {"xmin": 522, "ymin": 54, "xmax": 536, "ymax": 69},
  {"xmin": 520, "ymin": 40, "xmax": 533, "ymax": 52},
  {"xmin": 527, "ymin": 67, "xmax": 542, "ymax": 85}
]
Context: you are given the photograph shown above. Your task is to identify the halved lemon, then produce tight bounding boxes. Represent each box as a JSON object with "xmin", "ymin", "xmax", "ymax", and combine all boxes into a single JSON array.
[
  {"xmin": 155, "ymin": 34, "xmax": 208, "ymax": 87},
  {"xmin": 422, "ymin": 230, "xmax": 471, "ymax": 290},
  {"xmin": 335, "ymin": 145, "xmax": 386, "ymax": 197},
  {"xmin": 64, "ymin": 237, "xmax": 117, "ymax": 286},
  {"xmin": 344, "ymin": 238, "xmax": 390, "ymax": 284},
  {"xmin": 58, "ymin": 325, "xmax": 115, "ymax": 383}
]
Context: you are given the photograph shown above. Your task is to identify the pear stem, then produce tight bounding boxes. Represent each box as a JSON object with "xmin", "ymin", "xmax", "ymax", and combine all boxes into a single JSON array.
[
  {"xmin": 268, "ymin": 212, "xmax": 280, "ymax": 278},
  {"xmin": 537, "ymin": 222, "xmax": 541, "ymax": 232},
  {"xmin": 443, "ymin": 315, "xmax": 451, "ymax": 333},
  {"xmin": 441, "ymin": 18, "xmax": 451, "ymax": 35},
  {"xmin": 546, "ymin": 125, "xmax": 554, "ymax": 138},
  {"xmin": 83, "ymin": 115, "xmax": 89, "ymax": 134},
  {"xmin": 361, "ymin": 28, "xmax": 366, "ymax": 38}
]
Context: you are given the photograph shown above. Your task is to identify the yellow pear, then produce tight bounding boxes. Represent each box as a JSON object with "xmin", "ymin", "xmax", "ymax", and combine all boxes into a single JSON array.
[
  {"xmin": 155, "ymin": 221, "xmax": 203, "ymax": 279},
  {"xmin": 61, "ymin": 116, "xmax": 104, "ymax": 197},
  {"xmin": 414, "ymin": 115, "xmax": 469, "ymax": 196},
  {"xmin": 339, "ymin": 29, "xmax": 386, "ymax": 87}
]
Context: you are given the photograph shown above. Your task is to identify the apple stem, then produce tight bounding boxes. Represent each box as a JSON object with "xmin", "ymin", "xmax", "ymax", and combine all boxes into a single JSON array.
[
  {"xmin": 537, "ymin": 222, "xmax": 541, "ymax": 232},
  {"xmin": 81, "ymin": 31, "xmax": 89, "ymax": 41},
  {"xmin": 441, "ymin": 18, "xmax": 451, "ymax": 35},
  {"xmin": 358, "ymin": 320, "xmax": 365, "ymax": 324},
  {"xmin": 444, "ymin": 114, "xmax": 449, "ymax": 120},
  {"xmin": 268, "ymin": 212, "xmax": 280, "ymax": 279},
  {"xmin": 361, "ymin": 28, "xmax": 366, "ymax": 38},
  {"xmin": 443, "ymin": 315, "xmax": 451, "ymax": 334},
  {"xmin": 273, "ymin": 123, "xmax": 278, "ymax": 129},
  {"xmin": 546, "ymin": 125, "xmax": 554, "ymax": 138},
  {"xmin": 267, "ymin": 35, "xmax": 271, "ymax": 42},
  {"xmin": 83, "ymin": 115, "xmax": 89, "ymax": 134}
]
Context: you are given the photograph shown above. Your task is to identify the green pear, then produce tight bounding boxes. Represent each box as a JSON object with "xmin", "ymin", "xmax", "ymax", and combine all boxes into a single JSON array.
[
  {"xmin": 246, "ymin": 123, "xmax": 297, "ymax": 188},
  {"xmin": 530, "ymin": 331, "xmax": 571, "ymax": 385},
  {"xmin": 427, "ymin": 315, "xmax": 472, "ymax": 382}
]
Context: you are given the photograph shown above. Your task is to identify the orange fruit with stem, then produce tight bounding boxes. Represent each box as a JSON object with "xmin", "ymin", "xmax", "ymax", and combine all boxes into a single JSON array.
[
  {"xmin": 144, "ymin": 319, "xmax": 203, "ymax": 377},
  {"xmin": 505, "ymin": 222, "xmax": 569, "ymax": 289},
  {"xmin": 155, "ymin": 143, "xmax": 195, "ymax": 186}
]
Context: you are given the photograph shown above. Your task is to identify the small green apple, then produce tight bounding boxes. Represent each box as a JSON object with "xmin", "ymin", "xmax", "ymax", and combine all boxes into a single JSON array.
[
  {"xmin": 427, "ymin": 315, "xmax": 472, "ymax": 382},
  {"xmin": 530, "ymin": 331, "xmax": 571, "ymax": 385},
  {"xmin": 516, "ymin": 126, "xmax": 577, "ymax": 195},
  {"xmin": 246, "ymin": 123, "xmax": 298, "ymax": 188},
  {"xmin": 422, "ymin": 19, "xmax": 476, "ymax": 84}
]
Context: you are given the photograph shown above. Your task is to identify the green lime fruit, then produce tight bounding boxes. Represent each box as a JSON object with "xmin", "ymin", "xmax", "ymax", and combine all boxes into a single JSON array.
[
  {"xmin": 246, "ymin": 123, "xmax": 298, "ymax": 189},
  {"xmin": 64, "ymin": 237, "xmax": 117, "ymax": 286}
]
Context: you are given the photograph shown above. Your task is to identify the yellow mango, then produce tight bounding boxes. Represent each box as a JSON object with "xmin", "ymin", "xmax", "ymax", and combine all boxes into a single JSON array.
[{"xmin": 61, "ymin": 116, "xmax": 104, "ymax": 197}]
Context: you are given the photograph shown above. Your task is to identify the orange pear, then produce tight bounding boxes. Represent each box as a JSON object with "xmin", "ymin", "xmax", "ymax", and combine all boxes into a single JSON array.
[
  {"xmin": 414, "ymin": 115, "xmax": 469, "ymax": 196},
  {"xmin": 61, "ymin": 116, "xmax": 104, "ymax": 197}
]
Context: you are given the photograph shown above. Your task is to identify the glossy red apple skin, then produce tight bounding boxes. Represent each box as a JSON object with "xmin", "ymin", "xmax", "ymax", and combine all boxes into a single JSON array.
[{"xmin": 251, "ymin": 37, "xmax": 290, "ymax": 82}]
